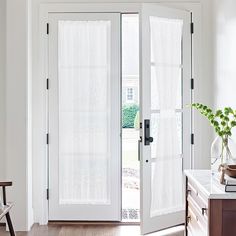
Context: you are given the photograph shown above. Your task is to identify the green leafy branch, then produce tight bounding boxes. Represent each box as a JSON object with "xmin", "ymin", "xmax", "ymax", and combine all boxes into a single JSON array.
[{"xmin": 191, "ymin": 103, "xmax": 236, "ymax": 138}]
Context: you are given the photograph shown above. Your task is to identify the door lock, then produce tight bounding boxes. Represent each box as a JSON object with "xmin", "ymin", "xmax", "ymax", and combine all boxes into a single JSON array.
[{"xmin": 144, "ymin": 119, "xmax": 154, "ymax": 145}]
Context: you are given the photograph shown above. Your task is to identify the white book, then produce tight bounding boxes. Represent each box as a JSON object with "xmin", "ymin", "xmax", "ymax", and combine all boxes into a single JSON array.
[
  {"xmin": 224, "ymin": 174, "xmax": 236, "ymax": 185},
  {"xmin": 225, "ymin": 185, "xmax": 236, "ymax": 192}
]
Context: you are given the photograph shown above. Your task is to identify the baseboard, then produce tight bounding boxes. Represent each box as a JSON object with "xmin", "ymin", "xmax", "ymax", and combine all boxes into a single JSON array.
[{"xmin": 48, "ymin": 221, "xmax": 140, "ymax": 226}]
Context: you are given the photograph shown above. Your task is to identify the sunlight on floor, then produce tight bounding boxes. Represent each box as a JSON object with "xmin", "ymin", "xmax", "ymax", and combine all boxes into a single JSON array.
[
  {"xmin": 118, "ymin": 225, "xmax": 184, "ymax": 236},
  {"xmin": 148, "ymin": 225, "xmax": 184, "ymax": 236}
]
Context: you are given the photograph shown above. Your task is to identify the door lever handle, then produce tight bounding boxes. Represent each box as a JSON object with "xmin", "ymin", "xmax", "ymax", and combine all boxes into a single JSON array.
[
  {"xmin": 144, "ymin": 119, "xmax": 153, "ymax": 145},
  {"xmin": 138, "ymin": 138, "xmax": 142, "ymax": 161},
  {"xmin": 146, "ymin": 137, "xmax": 153, "ymax": 143}
]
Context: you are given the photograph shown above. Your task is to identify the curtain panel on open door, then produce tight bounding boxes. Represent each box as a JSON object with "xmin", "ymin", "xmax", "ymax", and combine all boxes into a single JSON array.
[{"xmin": 150, "ymin": 16, "xmax": 184, "ymax": 217}]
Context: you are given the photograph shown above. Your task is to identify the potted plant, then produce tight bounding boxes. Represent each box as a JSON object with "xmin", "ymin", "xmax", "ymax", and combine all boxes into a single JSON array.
[{"xmin": 192, "ymin": 103, "xmax": 236, "ymax": 181}]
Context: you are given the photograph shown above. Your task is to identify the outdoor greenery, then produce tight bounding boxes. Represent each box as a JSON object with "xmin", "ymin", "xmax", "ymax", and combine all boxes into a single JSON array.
[{"xmin": 122, "ymin": 104, "xmax": 139, "ymax": 128}]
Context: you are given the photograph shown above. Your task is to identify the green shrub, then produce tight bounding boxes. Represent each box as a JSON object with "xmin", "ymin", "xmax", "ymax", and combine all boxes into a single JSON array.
[{"xmin": 122, "ymin": 104, "xmax": 139, "ymax": 128}]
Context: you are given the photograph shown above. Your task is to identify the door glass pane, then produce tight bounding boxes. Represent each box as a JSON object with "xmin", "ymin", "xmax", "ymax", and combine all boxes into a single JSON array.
[
  {"xmin": 150, "ymin": 16, "xmax": 183, "ymax": 110},
  {"xmin": 176, "ymin": 112, "xmax": 183, "ymax": 155},
  {"xmin": 149, "ymin": 16, "xmax": 184, "ymax": 217},
  {"xmin": 58, "ymin": 20, "xmax": 111, "ymax": 205},
  {"xmin": 151, "ymin": 112, "xmax": 182, "ymax": 159},
  {"xmin": 151, "ymin": 66, "xmax": 182, "ymax": 110}
]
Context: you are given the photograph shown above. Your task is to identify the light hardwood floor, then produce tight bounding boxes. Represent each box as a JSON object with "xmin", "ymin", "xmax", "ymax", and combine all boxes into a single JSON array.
[{"xmin": 0, "ymin": 224, "xmax": 184, "ymax": 236}]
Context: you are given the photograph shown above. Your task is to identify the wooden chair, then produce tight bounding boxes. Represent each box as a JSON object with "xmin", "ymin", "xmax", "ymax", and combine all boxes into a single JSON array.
[{"xmin": 0, "ymin": 182, "xmax": 15, "ymax": 236}]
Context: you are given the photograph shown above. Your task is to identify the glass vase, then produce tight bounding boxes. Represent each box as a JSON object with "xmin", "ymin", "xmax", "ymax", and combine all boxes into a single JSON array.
[{"xmin": 211, "ymin": 136, "xmax": 236, "ymax": 175}]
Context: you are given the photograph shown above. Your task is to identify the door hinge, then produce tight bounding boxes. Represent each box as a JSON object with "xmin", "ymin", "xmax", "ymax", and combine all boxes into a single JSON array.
[
  {"xmin": 47, "ymin": 23, "xmax": 49, "ymax": 35},
  {"xmin": 46, "ymin": 188, "xmax": 49, "ymax": 200},
  {"xmin": 191, "ymin": 22, "xmax": 194, "ymax": 34},
  {"xmin": 46, "ymin": 133, "xmax": 49, "ymax": 145},
  {"xmin": 140, "ymin": 122, "xmax": 142, "ymax": 129},
  {"xmin": 46, "ymin": 78, "xmax": 49, "ymax": 90},
  {"xmin": 191, "ymin": 133, "xmax": 194, "ymax": 145},
  {"xmin": 191, "ymin": 78, "xmax": 194, "ymax": 90}
]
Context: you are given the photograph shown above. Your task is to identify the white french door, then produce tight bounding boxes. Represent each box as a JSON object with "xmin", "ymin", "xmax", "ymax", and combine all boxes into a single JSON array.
[
  {"xmin": 140, "ymin": 4, "xmax": 191, "ymax": 235},
  {"xmin": 47, "ymin": 5, "xmax": 192, "ymax": 229},
  {"xmin": 48, "ymin": 13, "xmax": 121, "ymax": 221}
]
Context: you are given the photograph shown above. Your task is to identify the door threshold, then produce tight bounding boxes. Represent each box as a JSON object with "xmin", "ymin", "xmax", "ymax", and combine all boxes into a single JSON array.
[
  {"xmin": 48, "ymin": 221, "xmax": 140, "ymax": 226},
  {"xmin": 122, "ymin": 219, "xmax": 140, "ymax": 224}
]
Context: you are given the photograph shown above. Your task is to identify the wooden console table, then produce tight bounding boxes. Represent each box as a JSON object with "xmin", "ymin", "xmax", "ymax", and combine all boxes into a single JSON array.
[
  {"xmin": 185, "ymin": 170, "xmax": 236, "ymax": 236},
  {"xmin": 0, "ymin": 182, "xmax": 15, "ymax": 236}
]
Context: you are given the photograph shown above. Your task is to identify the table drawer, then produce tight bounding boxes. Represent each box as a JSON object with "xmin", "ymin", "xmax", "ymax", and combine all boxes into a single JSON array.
[
  {"xmin": 187, "ymin": 206, "xmax": 207, "ymax": 236},
  {"xmin": 188, "ymin": 195, "xmax": 208, "ymax": 229},
  {"xmin": 187, "ymin": 179, "xmax": 208, "ymax": 215}
]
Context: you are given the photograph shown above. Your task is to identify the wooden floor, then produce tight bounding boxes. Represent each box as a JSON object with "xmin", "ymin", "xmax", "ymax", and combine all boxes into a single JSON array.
[{"xmin": 0, "ymin": 224, "xmax": 184, "ymax": 236}]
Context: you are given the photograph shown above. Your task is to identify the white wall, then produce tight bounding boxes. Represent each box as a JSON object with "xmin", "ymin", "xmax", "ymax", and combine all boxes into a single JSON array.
[
  {"xmin": 212, "ymin": 0, "xmax": 236, "ymax": 112},
  {"xmin": 32, "ymin": 0, "xmax": 213, "ymax": 224},
  {"xmin": 212, "ymin": 0, "xmax": 236, "ymax": 143},
  {"xmin": 0, "ymin": 0, "xmax": 6, "ymax": 181},
  {"xmin": 27, "ymin": 0, "xmax": 34, "ymax": 229},
  {"xmin": 6, "ymin": 0, "xmax": 33, "ymax": 231},
  {"xmin": 192, "ymin": 0, "xmax": 214, "ymax": 169}
]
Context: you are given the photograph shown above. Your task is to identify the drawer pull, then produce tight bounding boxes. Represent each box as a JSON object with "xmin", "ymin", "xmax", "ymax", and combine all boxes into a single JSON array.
[
  {"xmin": 188, "ymin": 183, "xmax": 198, "ymax": 195},
  {"xmin": 188, "ymin": 213, "xmax": 198, "ymax": 222},
  {"xmin": 202, "ymin": 207, "xmax": 207, "ymax": 216}
]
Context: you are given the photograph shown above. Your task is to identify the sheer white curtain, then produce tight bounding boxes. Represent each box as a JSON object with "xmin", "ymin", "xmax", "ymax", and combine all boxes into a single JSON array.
[
  {"xmin": 150, "ymin": 16, "xmax": 184, "ymax": 217},
  {"xmin": 58, "ymin": 20, "xmax": 111, "ymax": 204}
]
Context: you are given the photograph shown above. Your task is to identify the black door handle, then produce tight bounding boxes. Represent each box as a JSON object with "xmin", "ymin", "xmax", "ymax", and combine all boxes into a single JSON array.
[
  {"xmin": 138, "ymin": 139, "xmax": 141, "ymax": 161},
  {"xmin": 144, "ymin": 119, "xmax": 153, "ymax": 145},
  {"xmin": 146, "ymin": 137, "xmax": 153, "ymax": 143}
]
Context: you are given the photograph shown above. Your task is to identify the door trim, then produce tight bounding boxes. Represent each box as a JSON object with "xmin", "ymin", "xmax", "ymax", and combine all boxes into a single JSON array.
[{"xmin": 37, "ymin": 2, "xmax": 201, "ymax": 225}]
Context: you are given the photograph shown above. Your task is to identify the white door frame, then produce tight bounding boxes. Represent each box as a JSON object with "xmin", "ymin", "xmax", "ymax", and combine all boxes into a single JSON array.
[{"xmin": 38, "ymin": 2, "xmax": 201, "ymax": 225}]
